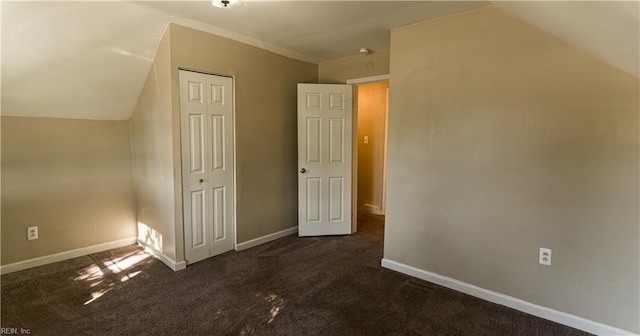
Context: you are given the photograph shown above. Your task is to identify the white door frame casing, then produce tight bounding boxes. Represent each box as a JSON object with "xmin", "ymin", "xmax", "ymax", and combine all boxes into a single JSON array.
[
  {"xmin": 178, "ymin": 69, "xmax": 237, "ymax": 265},
  {"xmin": 346, "ymin": 74, "xmax": 390, "ymax": 85}
]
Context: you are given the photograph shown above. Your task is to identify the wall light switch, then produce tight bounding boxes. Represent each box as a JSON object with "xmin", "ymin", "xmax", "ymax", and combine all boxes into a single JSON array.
[{"xmin": 364, "ymin": 136, "xmax": 369, "ymax": 144}]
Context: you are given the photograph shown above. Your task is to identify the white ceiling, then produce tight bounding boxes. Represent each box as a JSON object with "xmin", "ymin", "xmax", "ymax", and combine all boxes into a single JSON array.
[
  {"xmin": 2, "ymin": 1, "xmax": 638, "ymax": 121},
  {"xmin": 136, "ymin": 1, "xmax": 489, "ymax": 62}
]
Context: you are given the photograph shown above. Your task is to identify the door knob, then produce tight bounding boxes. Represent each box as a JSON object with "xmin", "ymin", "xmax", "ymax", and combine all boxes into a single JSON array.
[
  {"xmin": 199, "ymin": 179, "xmax": 206, "ymax": 183},
  {"xmin": 299, "ymin": 168, "xmax": 307, "ymax": 173}
]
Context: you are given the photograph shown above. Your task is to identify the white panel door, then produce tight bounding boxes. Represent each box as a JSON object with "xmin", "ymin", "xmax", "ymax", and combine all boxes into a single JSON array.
[
  {"xmin": 297, "ymin": 84, "xmax": 353, "ymax": 236},
  {"xmin": 180, "ymin": 70, "xmax": 235, "ymax": 264}
]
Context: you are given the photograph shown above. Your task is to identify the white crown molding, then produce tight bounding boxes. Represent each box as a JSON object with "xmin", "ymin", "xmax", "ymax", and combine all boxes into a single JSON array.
[{"xmin": 129, "ymin": 2, "xmax": 322, "ymax": 64}]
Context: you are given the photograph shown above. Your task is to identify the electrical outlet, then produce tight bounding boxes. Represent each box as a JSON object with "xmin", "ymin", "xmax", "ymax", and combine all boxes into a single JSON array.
[
  {"xmin": 27, "ymin": 226, "xmax": 38, "ymax": 240},
  {"xmin": 539, "ymin": 247, "xmax": 552, "ymax": 266}
]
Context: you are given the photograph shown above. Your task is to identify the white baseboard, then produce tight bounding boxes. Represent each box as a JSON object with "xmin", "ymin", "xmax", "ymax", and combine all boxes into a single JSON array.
[
  {"xmin": 136, "ymin": 240, "xmax": 186, "ymax": 272},
  {"xmin": 363, "ymin": 204, "xmax": 384, "ymax": 215},
  {"xmin": 0, "ymin": 237, "xmax": 137, "ymax": 275},
  {"xmin": 236, "ymin": 226, "xmax": 298, "ymax": 251},
  {"xmin": 381, "ymin": 259, "xmax": 637, "ymax": 336}
]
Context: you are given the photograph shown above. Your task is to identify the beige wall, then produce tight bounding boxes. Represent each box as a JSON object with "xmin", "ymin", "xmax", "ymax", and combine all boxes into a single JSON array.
[
  {"xmin": 319, "ymin": 50, "xmax": 389, "ymax": 83},
  {"xmin": 1, "ymin": 116, "xmax": 136, "ymax": 265},
  {"xmin": 385, "ymin": 6, "xmax": 639, "ymax": 333},
  {"xmin": 130, "ymin": 29, "xmax": 178, "ymax": 261},
  {"xmin": 357, "ymin": 82, "xmax": 388, "ymax": 213},
  {"xmin": 169, "ymin": 24, "xmax": 318, "ymax": 251}
]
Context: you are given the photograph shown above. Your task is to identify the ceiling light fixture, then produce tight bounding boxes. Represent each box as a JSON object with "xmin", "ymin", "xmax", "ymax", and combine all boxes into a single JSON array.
[{"xmin": 211, "ymin": 0, "xmax": 241, "ymax": 8}]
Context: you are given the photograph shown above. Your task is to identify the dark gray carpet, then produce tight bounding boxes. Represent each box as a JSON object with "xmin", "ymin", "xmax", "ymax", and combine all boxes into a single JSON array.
[{"xmin": 1, "ymin": 214, "xmax": 590, "ymax": 335}]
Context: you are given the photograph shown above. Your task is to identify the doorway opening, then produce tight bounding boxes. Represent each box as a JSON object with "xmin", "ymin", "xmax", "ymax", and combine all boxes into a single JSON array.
[{"xmin": 352, "ymin": 79, "xmax": 389, "ymax": 233}]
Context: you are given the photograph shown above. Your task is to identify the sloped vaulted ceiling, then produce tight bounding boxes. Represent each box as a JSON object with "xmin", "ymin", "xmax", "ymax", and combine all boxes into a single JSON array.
[
  {"xmin": 1, "ymin": 1, "xmax": 638, "ymax": 121},
  {"xmin": 494, "ymin": 1, "xmax": 639, "ymax": 77},
  {"xmin": 1, "ymin": 2, "xmax": 173, "ymax": 120},
  {"xmin": 1, "ymin": 1, "xmax": 488, "ymax": 120}
]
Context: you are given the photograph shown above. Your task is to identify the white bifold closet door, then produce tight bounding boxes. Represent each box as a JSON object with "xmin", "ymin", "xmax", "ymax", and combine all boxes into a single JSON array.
[{"xmin": 179, "ymin": 70, "xmax": 235, "ymax": 264}]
